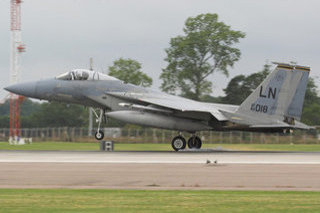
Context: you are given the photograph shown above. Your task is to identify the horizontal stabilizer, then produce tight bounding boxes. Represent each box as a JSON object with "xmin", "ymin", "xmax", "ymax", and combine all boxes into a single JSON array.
[
  {"xmin": 250, "ymin": 121, "xmax": 313, "ymax": 130},
  {"xmin": 221, "ymin": 109, "xmax": 313, "ymax": 130}
]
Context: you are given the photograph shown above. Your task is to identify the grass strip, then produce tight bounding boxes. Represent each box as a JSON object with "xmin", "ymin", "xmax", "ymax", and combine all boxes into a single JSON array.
[{"xmin": 0, "ymin": 189, "xmax": 320, "ymax": 213}]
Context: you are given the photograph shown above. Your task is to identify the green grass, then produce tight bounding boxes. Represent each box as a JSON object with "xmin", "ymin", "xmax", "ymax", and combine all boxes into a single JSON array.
[
  {"xmin": 0, "ymin": 141, "xmax": 170, "ymax": 151},
  {"xmin": 0, "ymin": 189, "xmax": 319, "ymax": 213},
  {"xmin": 0, "ymin": 141, "xmax": 99, "ymax": 151},
  {"xmin": 1, "ymin": 141, "xmax": 320, "ymax": 152}
]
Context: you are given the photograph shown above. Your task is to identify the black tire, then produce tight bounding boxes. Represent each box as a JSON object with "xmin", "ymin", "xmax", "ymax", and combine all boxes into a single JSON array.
[
  {"xmin": 171, "ymin": 136, "xmax": 186, "ymax": 151},
  {"xmin": 95, "ymin": 130, "xmax": 104, "ymax": 140},
  {"xmin": 187, "ymin": 136, "xmax": 202, "ymax": 149}
]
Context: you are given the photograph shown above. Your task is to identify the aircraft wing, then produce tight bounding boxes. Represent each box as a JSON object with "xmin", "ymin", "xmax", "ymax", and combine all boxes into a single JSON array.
[
  {"xmin": 134, "ymin": 96, "xmax": 230, "ymax": 121},
  {"xmin": 88, "ymin": 91, "xmax": 235, "ymax": 121}
]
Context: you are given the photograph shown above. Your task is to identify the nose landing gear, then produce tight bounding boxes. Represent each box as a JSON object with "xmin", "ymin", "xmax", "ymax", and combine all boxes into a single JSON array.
[
  {"xmin": 95, "ymin": 130, "xmax": 104, "ymax": 140},
  {"xmin": 92, "ymin": 108, "xmax": 106, "ymax": 140}
]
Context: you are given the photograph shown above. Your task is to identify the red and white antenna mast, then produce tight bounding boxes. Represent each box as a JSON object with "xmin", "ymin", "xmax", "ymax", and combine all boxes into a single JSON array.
[{"xmin": 9, "ymin": 0, "xmax": 25, "ymax": 144}]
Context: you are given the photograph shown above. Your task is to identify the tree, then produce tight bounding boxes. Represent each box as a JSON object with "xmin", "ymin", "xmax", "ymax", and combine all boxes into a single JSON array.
[
  {"xmin": 160, "ymin": 13, "xmax": 245, "ymax": 100},
  {"xmin": 0, "ymin": 98, "xmax": 41, "ymax": 117},
  {"xmin": 222, "ymin": 74, "xmax": 246, "ymax": 104},
  {"xmin": 0, "ymin": 98, "xmax": 41, "ymax": 128},
  {"xmin": 109, "ymin": 58, "xmax": 152, "ymax": 87},
  {"xmin": 303, "ymin": 77, "xmax": 320, "ymax": 107},
  {"xmin": 30, "ymin": 102, "xmax": 88, "ymax": 127},
  {"xmin": 222, "ymin": 63, "xmax": 271, "ymax": 104},
  {"xmin": 301, "ymin": 103, "xmax": 320, "ymax": 126}
]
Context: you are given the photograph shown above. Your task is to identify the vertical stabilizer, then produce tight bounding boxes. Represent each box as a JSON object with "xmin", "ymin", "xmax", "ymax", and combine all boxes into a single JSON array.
[{"xmin": 236, "ymin": 63, "xmax": 310, "ymax": 123}]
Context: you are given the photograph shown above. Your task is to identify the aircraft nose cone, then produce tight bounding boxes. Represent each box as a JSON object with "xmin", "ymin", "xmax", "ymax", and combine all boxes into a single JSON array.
[{"xmin": 4, "ymin": 81, "xmax": 37, "ymax": 98}]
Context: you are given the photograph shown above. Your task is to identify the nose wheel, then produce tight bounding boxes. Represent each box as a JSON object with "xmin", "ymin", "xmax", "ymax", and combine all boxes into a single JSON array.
[{"xmin": 95, "ymin": 130, "xmax": 104, "ymax": 140}]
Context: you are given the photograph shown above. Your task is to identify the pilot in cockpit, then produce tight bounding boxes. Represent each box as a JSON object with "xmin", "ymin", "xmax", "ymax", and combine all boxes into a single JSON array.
[
  {"xmin": 56, "ymin": 69, "xmax": 118, "ymax": 81},
  {"xmin": 73, "ymin": 70, "xmax": 89, "ymax": 80}
]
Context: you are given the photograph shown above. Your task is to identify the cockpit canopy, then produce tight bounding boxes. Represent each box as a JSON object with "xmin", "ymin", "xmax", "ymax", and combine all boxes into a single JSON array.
[{"xmin": 56, "ymin": 69, "xmax": 119, "ymax": 81}]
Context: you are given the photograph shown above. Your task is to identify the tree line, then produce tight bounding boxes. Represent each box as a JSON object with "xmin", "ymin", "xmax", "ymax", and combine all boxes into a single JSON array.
[{"xmin": 1, "ymin": 13, "xmax": 319, "ymax": 127}]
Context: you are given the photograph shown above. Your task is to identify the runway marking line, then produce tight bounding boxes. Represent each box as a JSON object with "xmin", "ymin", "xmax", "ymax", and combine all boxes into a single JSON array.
[{"xmin": 1, "ymin": 160, "xmax": 320, "ymax": 164}]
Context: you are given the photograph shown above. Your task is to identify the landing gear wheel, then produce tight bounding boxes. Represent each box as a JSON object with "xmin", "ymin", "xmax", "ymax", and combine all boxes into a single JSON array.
[
  {"xmin": 93, "ymin": 109, "xmax": 105, "ymax": 141},
  {"xmin": 187, "ymin": 136, "xmax": 202, "ymax": 149},
  {"xmin": 171, "ymin": 136, "xmax": 186, "ymax": 152},
  {"xmin": 95, "ymin": 130, "xmax": 104, "ymax": 140}
]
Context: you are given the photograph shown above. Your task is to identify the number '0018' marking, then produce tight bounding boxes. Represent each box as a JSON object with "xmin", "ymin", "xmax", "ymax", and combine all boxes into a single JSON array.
[{"xmin": 251, "ymin": 104, "xmax": 268, "ymax": 113}]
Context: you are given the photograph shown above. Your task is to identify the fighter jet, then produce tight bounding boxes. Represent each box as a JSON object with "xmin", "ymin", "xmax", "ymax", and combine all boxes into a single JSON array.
[{"xmin": 5, "ymin": 62, "xmax": 312, "ymax": 151}]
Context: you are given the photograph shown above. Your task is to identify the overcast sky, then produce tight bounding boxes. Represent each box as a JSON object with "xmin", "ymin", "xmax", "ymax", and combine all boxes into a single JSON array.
[{"xmin": 0, "ymin": 0, "xmax": 319, "ymax": 99}]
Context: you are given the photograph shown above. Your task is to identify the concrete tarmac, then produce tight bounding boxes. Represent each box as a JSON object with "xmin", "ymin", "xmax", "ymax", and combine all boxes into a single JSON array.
[{"xmin": 1, "ymin": 150, "xmax": 320, "ymax": 190}]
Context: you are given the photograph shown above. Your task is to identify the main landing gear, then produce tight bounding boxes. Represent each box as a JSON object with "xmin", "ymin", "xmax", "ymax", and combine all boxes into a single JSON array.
[
  {"xmin": 171, "ymin": 134, "xmax": 202, "ymax": 151},
  {"xmin": 171, "ymin": 136, "xmax": 186, "ymax": 151},
  {"xmin": 187, "ymin": 135, "xmax": 202, "ymax": 149},
  {"xmin": 92, "ymin": 108, "xmax": 106, "ymax": 140}
]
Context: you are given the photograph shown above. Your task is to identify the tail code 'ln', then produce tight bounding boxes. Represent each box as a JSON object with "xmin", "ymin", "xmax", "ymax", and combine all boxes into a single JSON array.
[{"xmin": 237, "ymin": 62, "xmax": 310, "ymax": 122}]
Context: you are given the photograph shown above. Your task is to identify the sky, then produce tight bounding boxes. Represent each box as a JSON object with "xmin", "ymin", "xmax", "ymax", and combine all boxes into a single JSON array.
[{"xmin": 0, "ymin": 0, "xmax": 319, "ymax": 99}]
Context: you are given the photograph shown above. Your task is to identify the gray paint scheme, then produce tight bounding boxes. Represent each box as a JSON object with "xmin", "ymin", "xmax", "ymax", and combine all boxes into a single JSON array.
[
  {"xmin": 4, "ymin": 63, "xmax": 312, "ymax": 133},
  {"xmin": 286, "ymin": 70, "xmax": 309, "ymax": 120}
]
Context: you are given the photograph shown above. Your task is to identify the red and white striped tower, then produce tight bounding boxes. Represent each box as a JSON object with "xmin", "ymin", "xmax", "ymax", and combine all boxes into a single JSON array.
[{"xmin": 9, "ymin": 0, "xmax": 25, "ymax": 143}]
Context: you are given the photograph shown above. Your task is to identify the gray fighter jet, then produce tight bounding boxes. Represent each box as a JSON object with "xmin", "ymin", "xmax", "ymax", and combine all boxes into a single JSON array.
[{"xmin": 5, "ymin": 62, "xmax": 312, "ymax": 151}]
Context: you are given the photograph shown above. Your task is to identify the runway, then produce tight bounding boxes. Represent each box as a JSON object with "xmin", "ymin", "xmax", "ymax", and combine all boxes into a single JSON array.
[
  {"xmin": 1, "ymin": 150, "xmax": 320, "ymax": 190},
  {"xmin": 1, "ymin": 150, "xmax": 320, "ymax": 164}
]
